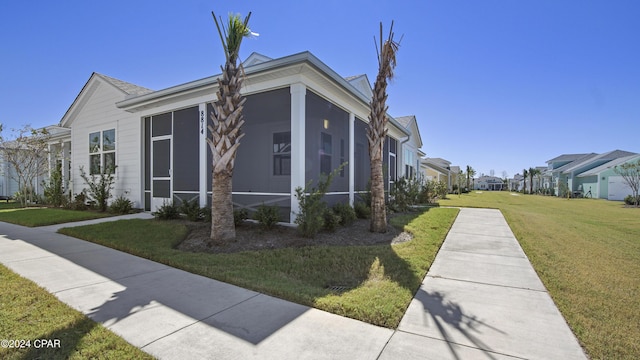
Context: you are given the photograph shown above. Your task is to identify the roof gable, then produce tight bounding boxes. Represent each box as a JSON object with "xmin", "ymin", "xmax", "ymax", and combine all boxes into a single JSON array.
[
  {"xmin": 395, "ymin": 115, "xmax": 423, "ymax": 148},
  {"xmin": 243, "ymin": 52, "xmax": 273, "ymax": 67},
  {"xmin": 60, "ymin": 72, "xmax": 153, "ymax": 127},
  {"xmin": 345, "ymin": 74, "xmax": 373, "ymax": 99}
]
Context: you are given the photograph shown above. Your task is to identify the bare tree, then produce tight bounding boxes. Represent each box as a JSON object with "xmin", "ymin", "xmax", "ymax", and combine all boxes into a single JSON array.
[
  {"xmin": 368, "ymin": 22, "xmax": 401, "ymax": 233},
  {"xmin": 614, "ymin": 159, "xmax": 640, "ymax": 207},
  {"xmin": 208, "ymin": 11, "xmax": 254, "ymax": 243},
  {"xmin": 0, "ymin": 124, "xmax": 50, "ymax": 206}
]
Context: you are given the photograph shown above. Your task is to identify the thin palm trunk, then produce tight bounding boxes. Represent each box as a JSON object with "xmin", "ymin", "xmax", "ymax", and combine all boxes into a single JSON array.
[{"xmin": 368, "ymin": 22, "xmax": 400, "ymax": 233}]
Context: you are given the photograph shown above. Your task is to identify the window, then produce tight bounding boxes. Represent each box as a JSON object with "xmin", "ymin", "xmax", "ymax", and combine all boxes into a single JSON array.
[
  {"xmin": 89, "ymin": 129, "xmax": 116, "ymax": 175},
  {"xmin": 404, "ymin": 148, "xmax": 415, "ymax": 178},
  {"xmin": 273, "ymin": 132, "xmax": 291, "ymax": 176},
  {"xmin": 388, "ymin": 137, "xmax": 397, "ymax": 182},
  {"xmin": 320, "ymin": 132, "xmax": 332, "ymax": 175}
]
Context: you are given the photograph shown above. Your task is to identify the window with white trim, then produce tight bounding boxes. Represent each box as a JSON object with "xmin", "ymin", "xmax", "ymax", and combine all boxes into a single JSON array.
[
  {"xmin": 273, "ymin": 132, "xmax": 291, "ymax": 176},
  {"xmin": 89, "ymin": 129, "xmax": 115, "ymax": 175}
]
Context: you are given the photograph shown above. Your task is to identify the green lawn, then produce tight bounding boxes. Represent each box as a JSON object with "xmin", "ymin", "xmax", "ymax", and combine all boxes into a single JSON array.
[
  {"xmin": 59, "ymin": 207, "xmax": 458, "ymax": 328},
  {"xmin": 440, "ymin": 191, "xmax": 640, "ymax": 360},
  {"xmin": 0, "ymin": 207, "xmax": 111, "ymax": 227},
  {"xmin": 0, "ymin": 264, "xmax": 154, "ymax": 360}
]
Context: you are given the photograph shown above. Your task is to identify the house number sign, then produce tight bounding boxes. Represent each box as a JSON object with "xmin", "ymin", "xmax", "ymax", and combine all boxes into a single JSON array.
[{"xmin": 200, "ymin": 110, "xmax": 205, "ymax": 134}]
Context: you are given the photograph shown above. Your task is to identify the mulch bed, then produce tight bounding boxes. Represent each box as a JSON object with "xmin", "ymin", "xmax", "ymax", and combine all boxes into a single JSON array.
[{"xmin": 177, "ymin": 218, "xmax": 412, "ymax": 254}]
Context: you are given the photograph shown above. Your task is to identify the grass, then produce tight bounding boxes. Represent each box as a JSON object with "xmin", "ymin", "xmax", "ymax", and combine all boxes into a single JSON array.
[
  {"xmin": 440, "ymin": 191, "xmax": 640, "ymax": 360},
  {"xmin": 59, "ymin": 207, "xmax": 458, "ymax": 328},
  {"xmin": 0, "ymin": 207, "xmax": 111, "ymax": 227},
  {"xmin": 0, "ymin": 264, "xmax": 154, "ymax": 360}
]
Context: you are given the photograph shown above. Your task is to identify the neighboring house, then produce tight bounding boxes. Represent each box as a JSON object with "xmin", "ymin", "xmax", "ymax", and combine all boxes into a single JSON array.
[
  {"xmin": 395, "ymin": 115, "xmax": 423, "ymax": 180},
  {"xmin": 576, "ymin": 154, "xmax": 640, "ymax": 200},
  {"xmin": 49, "ymin": 51, "xmax": 423, "ymax": 223},
  {"xmin": 421, "ymin": 157, "xmax": 452, "ymax": 188},
  {"xmin": 546, "ymin": 150, "xmax": 637, "ymax": 197},
  {"xmin": 474, "ymin": 175, "xmax": 504, "ymax": 191},
  {"xmin": 509, "ymin": 173, "xmax": 524, "ymax": 192}
]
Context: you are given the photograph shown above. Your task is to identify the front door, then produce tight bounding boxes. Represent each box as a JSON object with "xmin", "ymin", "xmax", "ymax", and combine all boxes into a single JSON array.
[{"xmin": 151, "ymin": 137, "xmax": 172, "ymax": 211}]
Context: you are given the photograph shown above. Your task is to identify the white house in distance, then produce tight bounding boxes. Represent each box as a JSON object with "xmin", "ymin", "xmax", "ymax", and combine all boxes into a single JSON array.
[{"xmin": 34, "ymin": 51, "xmax": 425, "ymax": 223}]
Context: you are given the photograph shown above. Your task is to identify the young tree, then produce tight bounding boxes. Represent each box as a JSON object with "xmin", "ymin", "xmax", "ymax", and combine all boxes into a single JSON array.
[
  {"xmin": 529, "ymin": 167, "xmax": 540, "ymax": 194},
  {"xmin": 614, "ymin": 159, "xmax": 640, "ymax": 207},
  {"xmin": 368, "ymin": 22, "xmax": 401, "ymax": 233},
  {"xmin": 466, "ymin": 165, "xmax": 476, "ymax": 191},
  {"xmin": 208, "ymin": 11, "xmax": 254, "ymax": 244},
  {"xmin": 522, "ymin": 168, "xmax": 528, "ymax": 193},
  {"xmin": 0, "ymin": 124, "xmax": 50, "ymax": 206}
]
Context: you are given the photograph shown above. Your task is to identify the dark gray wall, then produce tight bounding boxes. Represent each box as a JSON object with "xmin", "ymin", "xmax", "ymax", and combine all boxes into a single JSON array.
[{"xmin": 354, "ymin": 118, "xmax": 371, "ymax": 191}]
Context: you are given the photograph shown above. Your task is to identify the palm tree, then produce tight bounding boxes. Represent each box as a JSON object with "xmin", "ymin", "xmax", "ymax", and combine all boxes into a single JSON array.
[
  {"xmin": 529, "ymin": 167, "xmax": 541, "ymax": 195},
  {"xmin": 466, "ymin": 165, "xmax": 476, "ymax": 191},
  {"xmin": 368, "ymin": 22, "xmax": 400, "ymax": 233},
  {"xmin": 522, "ymin": 169, "xmax": 528, "ymax": 193},
  {"xmin": 208, "ymin": 11, "xmax": 253, "ymax": 244}
]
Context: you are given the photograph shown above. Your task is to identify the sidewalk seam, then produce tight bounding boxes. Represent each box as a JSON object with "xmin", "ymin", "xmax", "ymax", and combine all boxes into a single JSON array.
[{"xmin": 427, "ymin": 274, "xmax": 548, "ymax": 293}]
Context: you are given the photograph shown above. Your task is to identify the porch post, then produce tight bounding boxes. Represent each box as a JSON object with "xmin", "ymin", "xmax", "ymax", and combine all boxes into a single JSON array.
[
  {"xmin": 348, "ymin": 113, "xmax": 355, "ymax": 206},
  {"xmin": 290, "ymin": 83, "xmax": 306, "ymax": 223}
]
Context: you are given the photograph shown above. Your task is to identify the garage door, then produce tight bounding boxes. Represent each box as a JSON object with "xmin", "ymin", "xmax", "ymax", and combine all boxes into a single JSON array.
[{"xmin": 608, "ymin": 176, "xmax": 632, "ymax": 201}]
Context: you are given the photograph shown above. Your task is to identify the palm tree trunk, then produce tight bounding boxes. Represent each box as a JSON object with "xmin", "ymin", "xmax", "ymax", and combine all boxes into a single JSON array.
[
  {"xmin": 369, "ymin": 149, "xmax": 386, "ymax": 232},
  {"xmin": 211, "ymin": 170, "xmax": 235, "ymax": 243}
]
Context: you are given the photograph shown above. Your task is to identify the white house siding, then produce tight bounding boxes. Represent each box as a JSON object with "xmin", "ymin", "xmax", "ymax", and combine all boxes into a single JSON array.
[{"xmin": 69, "ymin": 81, "xmax": 142, "ymax": 207}]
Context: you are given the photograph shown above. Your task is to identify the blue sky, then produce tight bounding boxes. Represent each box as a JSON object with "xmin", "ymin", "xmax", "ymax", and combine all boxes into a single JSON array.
[{"xmin": 1, "ymin": 1, "xmax": 638, "ymax": 178}]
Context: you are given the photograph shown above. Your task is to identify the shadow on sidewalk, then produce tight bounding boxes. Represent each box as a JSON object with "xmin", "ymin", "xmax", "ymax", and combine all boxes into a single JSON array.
[{"xmin": 414, "ymin": 289, "xmax": 506, "ymax": 360}]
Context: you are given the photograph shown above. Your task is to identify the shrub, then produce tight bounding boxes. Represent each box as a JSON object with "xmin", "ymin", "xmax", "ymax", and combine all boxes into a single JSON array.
[
  {"xmin": 201, "ymin": 206, "xmax": 211, "ymax": 222},
  {"xmin": 234, "ymin": 208, "xmax": 249, "ymax": 226},
  {"xmin": 295, "ymin": 164, "xmax": 345, "ymax": 238},
  {"xmin": 332, "ymin": 202, "xmax": 357, "ymax": 226},
  {"xmin": 109, "ymin": 195, "xmax": 133, "ymax": 214},
  {"xmin": 43, "ymin": 162, "xmax": 64, "ymax": 207},
  {"xmin": 179, "ymin": 198, "xmax": 203, "ymax": 221},
  {"xmin": 354, "ymin": 201, "xmax": 371, "ymax": 219},
  {"xmin": 154, "ymin": 201, "xmax": 180, "ymax": 220},
  {"xmin": 254, "ymin": 204, "xmax": 280, "ymax": 229},
  {"xmin": 79, "ymin": 165, "xmax": 116, "ymax": 212},
  {"xmin": 65, "ymin": 192, "xmax": 88, "ymax": 211},
  {"xmin": 323, "ymin": 208, "xmax": 341, "ymax": 232},
  {"xmin": 624, "ymin": 195, "xmax": 640, "ymax": 206},
  {"xmin": 390, "ymin": 176, "xmax": 422, "ymax": 212}
]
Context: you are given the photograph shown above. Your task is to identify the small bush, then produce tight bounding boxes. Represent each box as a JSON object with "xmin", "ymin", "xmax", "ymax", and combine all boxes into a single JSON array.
[
  {"xmin": 66, "ymin": 192, "xmax": 87, "ymax": 211},
  {"xmin": 110, "ymin": 195, "xmax": 133, "ymax": 214},
  {"xmin": 254, "ymin": 204, "xmax": 280, "ymax": 229},
  {"xmin": 201, "ymin": 206, "xmax": 211, "ymax": 222},
  {"xmin": 43, "ymin": 162, "xmax": 64, "ymax": 207},
  {"xmin": 295, "ymin": 163, "xmax": 345, "ymax": 238},
  {"xmin": 323, "ymin": 208, "xmax": 341, "ymax": 232},
  {"xmin": 234, "ymin": 208, "xmax": 249, "ymax": 226},
  {"xmin": 154, "ymin": 201, "xmax": 180, "ymax": 220},
  {"xmin": 332, "ymin": 202, "xmax": 357, "ymax": 226},
  {"xmin": 354, "ymin": 201, "xmax": 371, "ymax": 219},
  {"xmin": 624, "ymin": 195, "xmax": 640, "ymax": 206},
  {"xmin": 179, "ymin": 198, "xmax": 203, "ymax": 221}
]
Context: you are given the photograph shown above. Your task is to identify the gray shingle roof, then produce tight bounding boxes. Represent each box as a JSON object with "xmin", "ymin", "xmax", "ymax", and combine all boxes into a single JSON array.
[{"xmin": 95, "ymin": 73, "xmax": 154, "ymax": 96}]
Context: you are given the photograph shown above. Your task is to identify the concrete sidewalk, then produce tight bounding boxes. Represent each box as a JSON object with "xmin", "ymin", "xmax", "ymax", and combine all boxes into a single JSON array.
[{"xmin": 0, "ymin": 209, "xmax": 587, "ymax": 359}]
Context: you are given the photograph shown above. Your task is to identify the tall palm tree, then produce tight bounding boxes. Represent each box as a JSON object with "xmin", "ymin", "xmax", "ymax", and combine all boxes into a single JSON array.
[
  {"xmin": 368, "ymin": 22, "xmax": 400, "ymax": 233},
  {"xmin": 466, "ymin": 165, "xmax": 476, "ymax": 191},
  {"xmin": 529, "ymin": 167, "xmax": 540, "ymax": 195},
  {"xmin": 522, "ymin": 168, "xmax": 528, "ymax": 193},
  {"xmin": 208, "ymin": 11, "xmax": 253, "ymax": 244}
]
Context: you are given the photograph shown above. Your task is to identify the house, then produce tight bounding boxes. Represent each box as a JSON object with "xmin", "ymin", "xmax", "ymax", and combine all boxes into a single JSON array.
[
  {"xmin": 575, "ymin": 154, "xmax": 640, "ymax": 200},
  {"xmin": 547, "ymin": 150, "xmax": 636, "ymax": 197},
  {"xmin": 421, "ymin": 157, "xmax": 453, "ymax": 189},
  {"xmin": 474, "ymin": 175, "xmax": 504, "ymax": 191},
  {"xmin": 509, "ymin": 173, "xmax": 524, "ymax": 192},
  {"xmin": 51, "ymin": 51, "xmax": 424, "ymax": 223}
]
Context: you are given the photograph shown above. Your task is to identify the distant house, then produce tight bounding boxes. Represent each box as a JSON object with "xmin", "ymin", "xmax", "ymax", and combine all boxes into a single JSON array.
[
  {"xmin": 545, "ymin": 150, "xmax": 638, "ymax": 198},
  {"xmin": 474, "ymin": 175, "xmax": 504, "ymax": 191},
  {"xmin": 37, "ymin": 51, "xmax": 425, "ymax": 222}
]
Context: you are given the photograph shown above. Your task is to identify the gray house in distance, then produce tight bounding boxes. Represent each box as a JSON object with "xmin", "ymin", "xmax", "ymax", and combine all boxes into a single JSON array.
[{"xmin": 54, "ymin": 52, "xmax": 423, "ymax": 223}]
